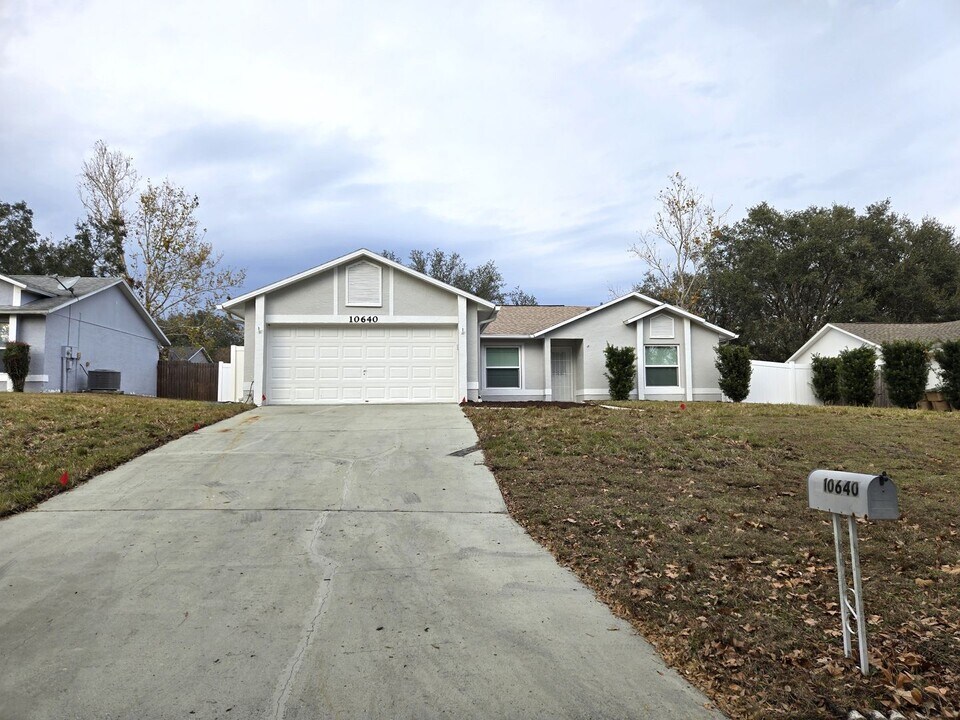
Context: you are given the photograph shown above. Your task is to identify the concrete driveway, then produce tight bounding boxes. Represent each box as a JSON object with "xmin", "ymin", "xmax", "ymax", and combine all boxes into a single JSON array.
[{"xmin": 0, "ymin": 405, "xmax": 721, "ymax": 719}]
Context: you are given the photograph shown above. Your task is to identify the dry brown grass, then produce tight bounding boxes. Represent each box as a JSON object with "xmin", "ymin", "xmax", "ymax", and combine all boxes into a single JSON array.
[
  {"xmin": 0, "ymin": 393, "xmax": 251, "ymax": 516},
  {"xmin": 465, "ymin": 401, "xmax": 960, "ymax": 719}
]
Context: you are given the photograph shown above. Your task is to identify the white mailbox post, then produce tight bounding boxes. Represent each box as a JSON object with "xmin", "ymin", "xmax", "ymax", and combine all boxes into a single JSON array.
[{"xmin": 808, "ymin": 470, "xmax": 899, "ymax": 675}]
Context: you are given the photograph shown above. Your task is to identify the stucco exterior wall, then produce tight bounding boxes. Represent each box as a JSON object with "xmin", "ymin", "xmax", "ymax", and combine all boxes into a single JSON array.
[
  {"xmin": 0, "ymin": 280, "xmax": 14, "ymax": 305},
  {"xmin": 690, "ymin": 324, "xmax": 724, "ymax": 399},
  {"xmin": 269, "ymin": 272, "xmax": 335, "ymax": 315},
  {"xmin": 391, "ymin": 270, "xmax": 458, "ymax": 316},
  {"xmin": 552, "ymin": 296, "xmax": 657, "ymax": 400},
  {"xmin": 42, "ymin": 286, "xmax": 161, "ymax": 395}
]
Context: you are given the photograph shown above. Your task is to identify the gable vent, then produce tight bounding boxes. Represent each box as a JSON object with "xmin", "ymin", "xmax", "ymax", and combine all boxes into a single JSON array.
[
  {"xmin": 346, "ymin": 261, "xmax": 382, "ymax": 307},
  {"xmin": 649, "ymin": 314, "xmax": 675, "ymax": 339}
]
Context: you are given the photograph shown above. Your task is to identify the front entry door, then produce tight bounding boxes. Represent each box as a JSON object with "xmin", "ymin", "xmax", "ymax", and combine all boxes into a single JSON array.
[{"xmin": 551, "ymin": 346, "xmax": 574, "ymax": 402}]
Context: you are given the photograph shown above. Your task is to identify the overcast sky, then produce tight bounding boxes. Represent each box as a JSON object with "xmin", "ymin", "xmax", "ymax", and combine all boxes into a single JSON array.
[{"xmin": 1, "ymin": 0, "xmax": 958, "ymax": 305}]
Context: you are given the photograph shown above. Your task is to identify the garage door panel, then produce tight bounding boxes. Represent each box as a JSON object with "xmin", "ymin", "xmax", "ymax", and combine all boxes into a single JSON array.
[{"xmin": 267, "ymin": 324, "xmax": 458, "ymax": 404}]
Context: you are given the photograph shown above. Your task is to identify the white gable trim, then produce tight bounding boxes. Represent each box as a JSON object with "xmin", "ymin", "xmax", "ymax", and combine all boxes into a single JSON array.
[
  {"xmin": 220, "ymin": 248, "xmax": 497, "ymax": 311},
  {"xmin": 532, "ymin": 292, "xmax": 662, "ymax": 338},
  {"xmin": 786, "ymin": 323, "xmax": 880, "ymax": 362},
  {"xmin": 623, "ymin": 304, "xmax": 737, "ymax": 339}
]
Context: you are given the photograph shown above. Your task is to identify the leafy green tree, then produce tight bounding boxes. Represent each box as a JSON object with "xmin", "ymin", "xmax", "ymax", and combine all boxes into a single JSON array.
[
  {"xmin": 715, "ymin": 344, "xmax": 751, "ymax": 402},
  {"xmin": 0, "ymin": 201, "xmax": 42, "ymax": 273},
  {"xmin": 881, "ymin": 341, "xmax": 931, "ymax": 408},
  {"xmin": 934, "ymin": 340, "xmax": 960, "ymax": 408},
  {"xmin": 704, "ymin": 203, "xmax": 876, "ymax": 361},
  {"xmin": 603, "ymin": 344, "xmax": 636, "ymax": 401},
  {"xmin": 702, "ymin": 200, "xmax": 960, "ymax": 361},
  {"xmin": 838, "ymin": 346, "xmax": 877, "ymax": 406},
  {"xmin": 810, "ymin": 354, "xmax": 842, "ymax": 405},
  {"xmin": 0, "ymin": 201, "xmax": 106, "ymax": 276}
]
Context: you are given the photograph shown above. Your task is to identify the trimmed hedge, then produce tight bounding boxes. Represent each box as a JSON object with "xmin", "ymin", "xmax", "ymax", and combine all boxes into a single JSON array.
[
  {"xmin": 881, "ymin": 341, "xmax": 930, "ymax": 408},
  {"xmin": 715, "ymin": 344, "xmax": 752, "ymax": 402},
  {"xmin": 810, "ymin": 354, "xmax": 842, "ymax": 405},
  {"xmin": 604, "ymin": 344, "xmax": 636, "ymax": 401},
  {"xmin": 934, "ymin": 339, "xmax": 960, "ymax": 409},
  {"xmin": 838, "ymin": 346, "xmax": 877, "ymax": 406},
  {"xmin": 3, "ymin": 341, "xmax": 30, "ymax": 392}
]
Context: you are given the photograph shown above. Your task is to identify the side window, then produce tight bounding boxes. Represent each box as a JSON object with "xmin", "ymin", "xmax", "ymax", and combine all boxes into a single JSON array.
[
  {"xmin": 645, "ymin": 345, "xmax": 679, "ymax": 387},
  {"xmin": 485, "ymin": 347, "xmax": 520, "ymax": 388}
]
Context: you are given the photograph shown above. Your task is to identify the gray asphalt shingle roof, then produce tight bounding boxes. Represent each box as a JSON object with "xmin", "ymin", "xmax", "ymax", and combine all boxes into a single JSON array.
[
  {"xmin": 834, "ymin": 320, "xmax": 960, "ymax": 345},
  {"xmin": 0, "ymin": 276, "xmax": 121, "ymax": 314}
]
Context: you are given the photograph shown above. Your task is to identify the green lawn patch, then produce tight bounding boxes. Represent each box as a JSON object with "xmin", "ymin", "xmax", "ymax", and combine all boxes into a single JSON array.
[
  {"xmin": 0, "ymin": 393, "xmax": 251, "ymax": 517},
  {"xmin": 465, "ymin": 402, "xmax": 960, "ymax": 719}
]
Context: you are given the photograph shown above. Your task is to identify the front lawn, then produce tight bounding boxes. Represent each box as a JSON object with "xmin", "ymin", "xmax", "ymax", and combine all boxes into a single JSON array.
[
  {"xmin": 465, "ymin": 402, "xmax": 959, "ymax": 719},
  {"xmin": 0, "ymin": 393, "xmax": 251, "ymax": 517}
]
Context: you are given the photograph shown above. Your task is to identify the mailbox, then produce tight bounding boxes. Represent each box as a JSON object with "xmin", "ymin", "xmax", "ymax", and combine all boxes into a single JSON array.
[{"xmin": 807, "ymin": 469, "xmax": 899, "ymax": 520}]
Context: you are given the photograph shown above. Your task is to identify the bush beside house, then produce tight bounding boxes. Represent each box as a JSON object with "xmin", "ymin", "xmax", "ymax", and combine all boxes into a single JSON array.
[
  {"xmin": 604, "ymin": 345, "xmax": 636, "ymax": 401},
  {"xmin": 881, "ymin": 341, "xmax": 931, "ymax": 408},
  {"xmin": 3, "ymin": 342, "xmax": 30, "ymax": 392},
  {"xmin": 810, "ymin": 354, "xmax": 842, "ymax": 405},
  {"xmin": 715, "ymin": 344, "xmax": 752, "ymax": 402},
  {"xmin": 837, "ymin": 346, "xmax": 877, "ymax": 406},
  {"xmin": 934, "ymin": 340, "xmax": 960, "ymax": 408}
]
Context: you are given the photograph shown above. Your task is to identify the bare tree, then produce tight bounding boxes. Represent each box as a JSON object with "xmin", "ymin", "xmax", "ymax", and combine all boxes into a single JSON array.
[
  {"xmin": 630, "ymin": 173, "xmax": 722, "ymax": 310},
  {"xmin": 78, "ymin": 140, "xmax": 140, "ymax": 276}
]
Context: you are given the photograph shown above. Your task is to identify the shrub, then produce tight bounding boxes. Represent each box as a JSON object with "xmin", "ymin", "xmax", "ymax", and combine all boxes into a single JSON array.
[
  {"xmin": 715, "ymin": 344, "xmax": 752, "ymax": 402},
  {"xmin": 3, "ymin": 341, "xmax": 30, "ymax": 392},
  {"xmin": 881, "ymin": 341, "xmax": 930, "ymax": 408},
  {"xmin": 838, "ymin": 346, "xmax": 877, "ymax": 406},
  {"xmin": 810, "ymin": 354, "xmax": 842, "ymax": 404},
  {"xmin": 604, "ymin": 344, "xmax": 636, "ymax": 401},
  {"xmin": 934, "ymin": 339, "xmax": 960, "ymax": 408}
]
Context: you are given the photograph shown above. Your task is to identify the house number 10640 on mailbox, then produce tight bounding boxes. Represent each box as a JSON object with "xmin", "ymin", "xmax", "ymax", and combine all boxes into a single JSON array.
[{"xmin": 807, "ymin": 469, "xmax": 899, "ymax": 520}]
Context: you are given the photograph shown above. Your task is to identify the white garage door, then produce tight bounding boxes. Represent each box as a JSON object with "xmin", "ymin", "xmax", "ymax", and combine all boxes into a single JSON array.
[{"xmin": 266, "ymin": 325, "xmax": 458, "ymax": 404}]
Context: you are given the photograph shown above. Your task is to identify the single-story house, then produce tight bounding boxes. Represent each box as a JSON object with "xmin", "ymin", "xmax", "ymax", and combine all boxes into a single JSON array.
[
  {"xmin": 0, "ymin": 274, "xmax": 169, "ymax": 394},
  {"xmin": 220, "ymin": 249, "xmax": 737, "ymax": 405},
  {"xmin": 787, "ymin": 320, "xmax": 960, "ymax": 389},
  {"xmin": 168, "ymin": 346, "xmax": 213, "ymax": 363}
]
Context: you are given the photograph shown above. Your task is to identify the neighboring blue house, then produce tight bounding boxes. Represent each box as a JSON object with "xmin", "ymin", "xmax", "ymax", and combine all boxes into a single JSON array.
[{"xmin": 0, "ymin": 274, "xmax": 169, "ymax": 395}]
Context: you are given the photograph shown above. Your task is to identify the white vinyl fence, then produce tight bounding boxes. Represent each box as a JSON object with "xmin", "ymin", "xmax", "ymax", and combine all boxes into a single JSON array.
[
  {"xmin": 216, "ymin": 345, "xmax": 247, "ymax": 402},
  {"xmin": 743, "ymin": 360, "xmax": 820, "ymax": 405}
]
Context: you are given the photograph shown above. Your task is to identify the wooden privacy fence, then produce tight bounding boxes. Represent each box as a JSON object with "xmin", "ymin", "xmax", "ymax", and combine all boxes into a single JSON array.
[{"xmin": 157, "ymin": 361, "xmax": 219, "ymax": 401}]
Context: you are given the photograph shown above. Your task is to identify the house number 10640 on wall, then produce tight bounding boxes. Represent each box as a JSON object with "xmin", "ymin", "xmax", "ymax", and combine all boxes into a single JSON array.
[{"xmin": 349, "ymin": 316, "xmax": 379, "ymax": 323}]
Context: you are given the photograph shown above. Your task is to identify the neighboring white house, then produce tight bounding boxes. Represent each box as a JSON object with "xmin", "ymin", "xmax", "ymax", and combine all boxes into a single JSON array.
[
  {"xmin": 788, "ymin": 320, "xmax": 960, "ymax": 389},
  {"xmin": 219, "ymin": 248, "xmax": 738, "ymax": 406}
]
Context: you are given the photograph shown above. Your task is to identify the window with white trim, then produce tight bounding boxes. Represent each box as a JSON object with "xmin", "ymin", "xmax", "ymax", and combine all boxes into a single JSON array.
[
  {"xmin": 485, "ymin": 346, "xmax": 521, "ymax": 388},
  {"xmin": 346, "ymin": 261, "xmax": 382, "ymax": 307},
  {"xmin": 649, "ymin": 314, "xmax": 675, "ymax": 339},
  {"xmin": 0, "ymin": 317, "xmax": 8, "ymax": 348},
  {"xmin": 645, "ymin": 345, "xmax": 679, "ymax": 387}
]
